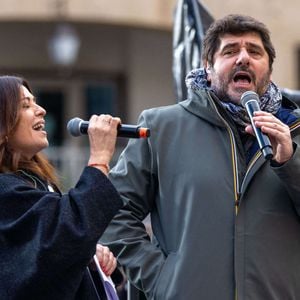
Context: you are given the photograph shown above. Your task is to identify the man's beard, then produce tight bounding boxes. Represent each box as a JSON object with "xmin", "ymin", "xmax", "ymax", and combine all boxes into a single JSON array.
[{"xmin": 210, "ymin": 66, "xmax": 271, "ymax": 104}]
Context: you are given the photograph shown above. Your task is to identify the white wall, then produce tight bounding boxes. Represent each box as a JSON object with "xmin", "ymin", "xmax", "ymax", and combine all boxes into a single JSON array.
[{"xmin": 126, "ymin": 29, "xmax": 175, "ymax": 122}]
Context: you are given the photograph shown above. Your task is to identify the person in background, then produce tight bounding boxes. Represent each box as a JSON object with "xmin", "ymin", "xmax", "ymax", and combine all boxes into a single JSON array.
[
  {"xmin": 0, "ymin": 75, "xmax": 123, "ymax": 299},
  {"xmin": 100, "ymin": 14, "xmax": 300, "ymax": 300}
]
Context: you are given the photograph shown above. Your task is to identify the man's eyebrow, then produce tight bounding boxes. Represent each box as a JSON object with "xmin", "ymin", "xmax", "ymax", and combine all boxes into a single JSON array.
[
  {"xmin": 221, "ymin": 41, "xmax": 264, "ymax": 51},
  {"xmin": 222, "ymin": 42, "xmax": 239, "ymax": 48},
  {"xmin": 246, "ymin": 42, "xmax": 264, "ymax": 51},
  {"xmin": 220, "ymin": 42, "xmax": 239, "ymax": 51}
]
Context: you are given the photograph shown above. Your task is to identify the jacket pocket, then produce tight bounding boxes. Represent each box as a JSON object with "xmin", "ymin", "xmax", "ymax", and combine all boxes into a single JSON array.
[{"xmin": 152, "ymin": 252, "xmax": 177, "ymax": 300}]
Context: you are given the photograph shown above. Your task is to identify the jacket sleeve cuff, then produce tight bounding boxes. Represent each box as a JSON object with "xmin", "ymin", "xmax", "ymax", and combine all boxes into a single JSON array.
[
  {"xmin": 271, "ymin": 142, "xmax": 300, "ymax": 204},
  {"xmin": 270, "ymin": 142, "xmax": 297, "ymax": 168}
]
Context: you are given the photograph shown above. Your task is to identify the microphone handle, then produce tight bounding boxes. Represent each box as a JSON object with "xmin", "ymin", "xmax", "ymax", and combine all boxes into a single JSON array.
[
  {"xmin": 246, "ymin": 101, "xmax": 273, "ymax": 160},
  {"xmin": 79, "ymin": 121, "xmax": 89, "ymax": 135},
  {"xmin": 117, "ymin": 124, "xmax": 148, "ymax": 138},
  {"xmin": 79, "ymin": 121, "xmax": 150, "ymax": 138}
]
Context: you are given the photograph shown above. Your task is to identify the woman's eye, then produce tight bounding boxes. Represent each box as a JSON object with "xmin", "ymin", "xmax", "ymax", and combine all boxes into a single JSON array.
[{"xmin": 21, "ymin": 101, "xmax": 30, "ymax": 108}]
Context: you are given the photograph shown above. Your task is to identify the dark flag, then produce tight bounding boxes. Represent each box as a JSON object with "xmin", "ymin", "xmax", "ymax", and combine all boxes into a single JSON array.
[{"xmin": 173, "ymin": 0, "xmax": 214, "ymax": 101}]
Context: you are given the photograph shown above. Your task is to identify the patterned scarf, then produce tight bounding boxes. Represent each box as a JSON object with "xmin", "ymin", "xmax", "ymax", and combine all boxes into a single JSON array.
[{"xmin": 185, "ymin": 68, "xmax": 282, "ymax": 130}]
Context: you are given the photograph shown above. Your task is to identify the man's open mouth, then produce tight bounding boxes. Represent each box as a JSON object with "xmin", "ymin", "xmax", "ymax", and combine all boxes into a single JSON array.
[{"xmin": 233, "ymin": 72, "xmax": 252, "ymax": 84}]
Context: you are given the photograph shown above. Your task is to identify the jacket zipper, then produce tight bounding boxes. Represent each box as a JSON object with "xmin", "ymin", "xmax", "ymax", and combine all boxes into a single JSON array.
[
  {"xmin": 208, "ymin": 96, "xmax": 240, "ymax": 300},
  {"xmin": 207, "ymin": 94, "xmax": 241, "ymax": 214}
]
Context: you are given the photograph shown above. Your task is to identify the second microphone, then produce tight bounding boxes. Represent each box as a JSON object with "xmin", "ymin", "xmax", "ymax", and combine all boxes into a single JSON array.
[{"xmin": 67, "ymin": 117, "xmax": 150, "ymax": 139}]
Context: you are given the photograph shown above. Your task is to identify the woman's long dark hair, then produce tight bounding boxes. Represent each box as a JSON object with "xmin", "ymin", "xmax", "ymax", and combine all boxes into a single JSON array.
[{"xmin": 0, "ymin": 75, "xmax": 59, "ymax": 186}]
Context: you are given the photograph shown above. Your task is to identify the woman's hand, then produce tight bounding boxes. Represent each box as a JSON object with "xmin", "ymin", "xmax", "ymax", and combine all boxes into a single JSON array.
[
  {"xmin": 87, "ymin": 114, "xmax": 121, "ymax": 175},
  {"xmin": 95, "ymin": 244, "xmax": 117, "ymax": 277}
]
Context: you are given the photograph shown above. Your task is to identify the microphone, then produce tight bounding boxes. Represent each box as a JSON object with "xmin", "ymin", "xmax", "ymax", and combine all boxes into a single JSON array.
[
  {"xmin": 241, "ymin": 91, "xmax": 273, "ymax": 160},
  {"xmin": 67, "ymin": 117, "xmax": 150, "ymax": 139}
]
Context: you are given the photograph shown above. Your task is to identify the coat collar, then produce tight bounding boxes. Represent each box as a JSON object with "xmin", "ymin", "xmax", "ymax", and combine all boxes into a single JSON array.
[{"xmin": 179, "ymin": 88, "xmax": 227, "ymax": 128}]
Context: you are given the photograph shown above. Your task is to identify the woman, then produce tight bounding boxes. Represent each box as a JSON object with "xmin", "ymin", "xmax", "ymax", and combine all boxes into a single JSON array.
[{"xmin": 0, "ymin": 75, "xmax": 123, "ymax": 299}]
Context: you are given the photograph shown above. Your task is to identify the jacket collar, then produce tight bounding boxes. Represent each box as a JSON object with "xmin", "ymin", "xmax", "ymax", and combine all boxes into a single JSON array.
[
  {"xmin": 179, "ymin": 88, "xmax": 227, "ymax": 128},
  {"xmin": 179, "ymin": 88, "xmax": 300, "ymax": 127}
]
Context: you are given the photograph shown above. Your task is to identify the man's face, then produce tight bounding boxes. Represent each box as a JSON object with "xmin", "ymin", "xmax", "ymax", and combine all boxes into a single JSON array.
[{"xmin": 206, "ymin": 32, "xmax": 271, "ymax": 104}]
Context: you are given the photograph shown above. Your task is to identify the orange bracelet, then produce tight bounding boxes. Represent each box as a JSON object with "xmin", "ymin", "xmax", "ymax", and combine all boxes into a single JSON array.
[{"xmin": 88, "ymin": 163, "xmax": 110, "ymax": 173}]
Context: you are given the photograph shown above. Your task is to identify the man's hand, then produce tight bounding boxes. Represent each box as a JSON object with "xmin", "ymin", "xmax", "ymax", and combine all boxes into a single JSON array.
[{"xmin": 245, "ymin": 111, "xmax": 293, "ymax": 164}]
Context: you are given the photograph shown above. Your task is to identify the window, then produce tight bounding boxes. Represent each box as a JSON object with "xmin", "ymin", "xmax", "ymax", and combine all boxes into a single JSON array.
[
  {"xmin": 85, "ymin": 82, "xmax": 117, "ymax": 117},
  {"xmin": 36, "ymin": 90, "xmax": 64, "ymax": 146}
]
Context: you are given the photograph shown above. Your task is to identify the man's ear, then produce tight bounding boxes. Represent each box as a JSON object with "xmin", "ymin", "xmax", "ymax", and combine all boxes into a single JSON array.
[{"xmin": 205, "ymin": 62, "xmax": 212, "ymax": 81}]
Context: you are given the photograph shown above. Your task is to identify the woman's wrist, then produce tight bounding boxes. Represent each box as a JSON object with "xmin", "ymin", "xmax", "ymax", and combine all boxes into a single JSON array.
[{"xmin": 88, "ymin": 162, "xmax": 110, "ymax": 175}]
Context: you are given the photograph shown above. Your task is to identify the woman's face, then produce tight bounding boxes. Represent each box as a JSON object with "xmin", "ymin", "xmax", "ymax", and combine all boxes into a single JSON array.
[{"xmin": 8, "ymin": 85, "xmax": 48, "ymax": 159}]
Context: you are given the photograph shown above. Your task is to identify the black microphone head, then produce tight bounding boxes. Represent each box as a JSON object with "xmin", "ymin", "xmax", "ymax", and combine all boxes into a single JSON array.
[
  {"xmin": 67, "ymin": 117, "xmax": 83, "ymax": 137},
  {"xmin": 241, "ymin": 91, "xmax": 259, "ymax": 107}
]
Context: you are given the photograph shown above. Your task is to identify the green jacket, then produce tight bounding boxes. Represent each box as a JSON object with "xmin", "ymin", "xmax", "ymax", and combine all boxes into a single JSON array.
[{"xmin": 101, "ymin": 88, "xmax": 300, "ymax": 300}]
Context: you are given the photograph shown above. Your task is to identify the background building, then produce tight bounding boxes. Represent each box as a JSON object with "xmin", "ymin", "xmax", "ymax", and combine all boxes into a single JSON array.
[{"xmin": 0, "ymin": 0, "xmax": 299, "ymax": 189}]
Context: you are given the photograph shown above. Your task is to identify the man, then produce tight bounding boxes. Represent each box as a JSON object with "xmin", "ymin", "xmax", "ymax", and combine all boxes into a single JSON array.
[{"xmin": 100, "ymin": 14, "xmax": 300, "ymax": 299}]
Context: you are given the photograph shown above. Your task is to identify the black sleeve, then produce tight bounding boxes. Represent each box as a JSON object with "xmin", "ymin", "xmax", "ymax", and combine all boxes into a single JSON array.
[{"xmin": 0, "ymin": 166, "xmax": 123, "ymax": 299}]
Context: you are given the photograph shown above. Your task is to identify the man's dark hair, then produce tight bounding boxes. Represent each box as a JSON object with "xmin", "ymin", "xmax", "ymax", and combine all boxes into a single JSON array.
[{"xmin": 202, "ymin": 14, "xmax": 276, "ymax": 70}]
